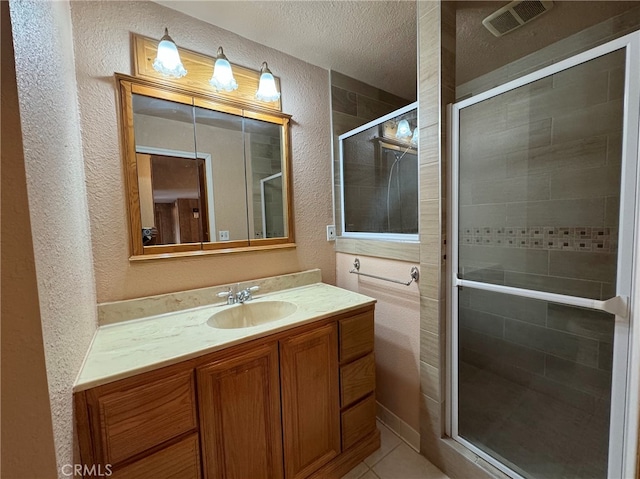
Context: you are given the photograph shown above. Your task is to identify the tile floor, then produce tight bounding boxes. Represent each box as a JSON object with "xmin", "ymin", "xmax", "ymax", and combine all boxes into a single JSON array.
[{"xmin": 341, "ymin": 421, "xmax": 450, "ymax": 479}]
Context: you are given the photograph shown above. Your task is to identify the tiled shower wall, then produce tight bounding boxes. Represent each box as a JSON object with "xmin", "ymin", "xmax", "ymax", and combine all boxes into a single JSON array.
[
  {"xmin": 418, "ymin": 3, "xmax": 639, "ymax": 479},
  {"xmin": 342, "ymin": 125, "xmax": 419, "ymax": 234},
  {"xmin": 330, "ymin": 71, "xmax": 410, "ymax": 235},
  {"xmin": 456, "ymin": 46, "xmax": 624, "ymax": 441},
  {"xmin": 459, "ymin": 50, "xmax": 623, "ymax": 300}
]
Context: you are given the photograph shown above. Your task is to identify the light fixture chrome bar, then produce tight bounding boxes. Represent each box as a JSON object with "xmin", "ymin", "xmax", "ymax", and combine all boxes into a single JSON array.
[
  {"xmin": 455, "ymin": 277, "xmax": 629, "ymax": 319},
  {"xmin": 350, "ymin": 258, "xmax": 419, "ymax": 286}
]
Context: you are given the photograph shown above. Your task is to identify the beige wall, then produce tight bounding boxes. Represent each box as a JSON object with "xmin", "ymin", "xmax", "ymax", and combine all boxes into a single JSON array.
[
  {"xmin": 1, "ymin": 2, "xmax": 59, "ymax": 477},
  {"xmin": 70, "ymin": 0, "xmax": 335, "ymax": 302},
  {"xmin": 8, "ymin": 0, "xmax": 100, "ymax": 475},
  {"xmin": 336, "ymin": 253, "xmax": 421, "ymax": 447}
]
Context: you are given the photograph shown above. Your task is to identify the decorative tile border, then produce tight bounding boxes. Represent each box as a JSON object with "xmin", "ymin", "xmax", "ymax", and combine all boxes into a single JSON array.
[{"xmin": 460, "ymin": 226, "xmax": 618, "ymax": 253}]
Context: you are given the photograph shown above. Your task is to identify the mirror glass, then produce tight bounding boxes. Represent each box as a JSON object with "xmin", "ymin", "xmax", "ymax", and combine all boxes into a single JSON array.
[
  {"xmin": 194, "ymin": 105, "xmax": 248, "ymax": 243},
  {"xmin": 244, "ymin": 117, "xmax": 288, "ymax": 239},
  {"xmin": 133, "ymin": 95, "xmax": 207, "ymax": 246},
  {"xmin": 123, "ymin": 79, "xmax": 292, "ymax": 257}
]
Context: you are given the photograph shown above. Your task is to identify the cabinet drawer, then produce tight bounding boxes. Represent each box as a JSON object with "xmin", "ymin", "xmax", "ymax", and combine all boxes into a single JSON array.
[
  {"xmin": 339, "ymin": 311, "xmax": 374, "ymax": 363},
  {"xmin": 341, "ymin": 394, "xmax": 376, "ymax": 450},
  {"xmin": 111, "ymin": 433, "xmax": 201, "ymax": 479},
  {"xmin": 89, "ymin": 370, "xmax": 197, "ymax": 465},
  {"xmin": 340, "ymin": 353, "xmax": 375, "ymax": 408}
]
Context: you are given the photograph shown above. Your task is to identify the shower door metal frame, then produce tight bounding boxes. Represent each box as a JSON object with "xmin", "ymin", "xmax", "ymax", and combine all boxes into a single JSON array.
[
  {"xmin": 448, "ymin": 31, "xmax": 640, "ymax": 479},
  {"xmin": 338, "ymin": 101, "xmax": 419, "ymax": 241}
]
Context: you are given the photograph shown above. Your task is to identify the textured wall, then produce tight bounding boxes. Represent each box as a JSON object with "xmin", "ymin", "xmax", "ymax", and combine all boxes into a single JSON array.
[
  {"xmin": 336, "ymin": 253, "xmax": 421, "ymax": 447},
  {"xmin": 70, "ymin": 0, "xmax": 335, "ymax": 302},
  {"xmin": 8, "ymin": 0, "xmax": 99, "ymax": 475},
  {"xmin": 1, "ymin": 2, "xmax": 59, "ymax": 477}
]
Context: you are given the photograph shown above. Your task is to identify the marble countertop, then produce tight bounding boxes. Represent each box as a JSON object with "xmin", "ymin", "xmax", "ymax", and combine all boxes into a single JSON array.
[{"xmin": 74, "ymin": 283, "xmax": 375, "ymax": 391}]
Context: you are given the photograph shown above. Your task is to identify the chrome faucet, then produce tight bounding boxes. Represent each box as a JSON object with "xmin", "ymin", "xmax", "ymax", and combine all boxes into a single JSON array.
[
  {"xmin": 236, "ymin": 286, "xmax": 259, "ymax": 304},
  {"xmin": 217, "ymin": 285, "xmax": 260, "ymax": 305}
]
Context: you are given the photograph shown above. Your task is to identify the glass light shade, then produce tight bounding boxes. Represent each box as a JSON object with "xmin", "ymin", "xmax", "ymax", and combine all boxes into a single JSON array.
[
  {"xmin": 396, "ymin": 119, "xmax": 412, "ymax": 139},
  {"xmin": 209, "ymin": 47, "xmax": 238, "ymax": 92},
  {"xmin": 152, "ymin": 28, "xmax": 187, "ymax": 78},
  {"xmin": 411, "ymin": 128, "xmax": 419, "ymax": 145},
  {"xmin": 255, "ymin": 62, "xmax": 281, "ymax": 102}
]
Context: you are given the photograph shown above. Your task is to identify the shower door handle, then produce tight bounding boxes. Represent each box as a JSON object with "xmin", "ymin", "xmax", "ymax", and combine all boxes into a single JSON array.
[{"xmin": 455, "ymin": 277, "xmax": 629, "ymax": 320}]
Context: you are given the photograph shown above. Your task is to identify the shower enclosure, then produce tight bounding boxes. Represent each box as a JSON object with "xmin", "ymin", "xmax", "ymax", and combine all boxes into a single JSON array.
[
  {"xmin": 450, "ymin": 33, "xmax": 640, "ymax": 479},
  {"xmin": 339, "ymin": 102, "xmax": 418, "ymax": 240}
]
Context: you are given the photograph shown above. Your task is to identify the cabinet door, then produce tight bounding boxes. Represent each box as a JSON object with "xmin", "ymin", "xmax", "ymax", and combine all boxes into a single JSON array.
[
  {"xmin": 110, "ymin": 433, "xmax": 201, "ymax": 479},
  {"xmin": 280, "ymin": 323, "xmax": 340, "ymax": 479},
  {"xmin": 197, "ymin": 342, "xmax": 283, "ymax": 479},
  {"xmin": 85, "ymin": 369, "xmax": 197, "ymax": 466}
]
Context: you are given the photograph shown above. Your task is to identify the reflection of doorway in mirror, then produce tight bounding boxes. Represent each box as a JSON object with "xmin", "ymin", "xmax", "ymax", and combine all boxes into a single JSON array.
[{"xmin": 135, "ymin": 146, "xmax": 212, "ymax": 245}]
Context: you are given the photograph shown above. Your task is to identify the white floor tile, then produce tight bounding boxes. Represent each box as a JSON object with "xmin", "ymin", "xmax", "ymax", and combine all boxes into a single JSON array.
[
  {"xmin": 340, "ymin": 461, "xmax": 369, "ymax": 479},
  {"xmin": 363, "ymin": 421, "xmax": 402, "ymax": 467},
  {"xmin": 372, "ymin": 443, "xmax": 450, "ymax": 479},
  {"xmin": 360, "ymin": 470, "xmax": 381, "ymax": 479}
]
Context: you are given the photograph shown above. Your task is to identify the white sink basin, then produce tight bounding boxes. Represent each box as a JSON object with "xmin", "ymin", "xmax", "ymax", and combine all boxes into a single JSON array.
[{"xmin": 207, "ymin": 301, "xmax": 298, "ymax": 329}]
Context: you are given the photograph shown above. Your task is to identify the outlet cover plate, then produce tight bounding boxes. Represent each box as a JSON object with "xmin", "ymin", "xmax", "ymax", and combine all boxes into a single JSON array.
[
  {"xmin": 219, "ymin": 230, "xmax": 230, "ymax": 241},
  {"xmin": 326, "ymin": 225, "xmax": 336, "ymax": 241}
]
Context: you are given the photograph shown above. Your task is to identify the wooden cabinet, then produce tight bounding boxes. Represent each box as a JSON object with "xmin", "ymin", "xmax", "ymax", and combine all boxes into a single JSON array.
[
  {"xmin": 75, "ymin": 305, "xmax": 379, "ymax": 479},
  {"xmin": 338, "ymin": 310, "xmax": 377, "ymax": 452},
  {"xmin": 280, "ymin": 323, "xmax": 341, "ymax": 479},
  {"xmin": 340, "ymin": 353, "xmax": 375, "ymax": 408},
  {"xmin": 110, "ymin": 433, "xmax": 201, "ymax": 479},
  {"xmin": 339, "ymin": 311, "xmax": 375, "ymax": 362},
  {"xmin": 79, "ymin": 367, "xmax": 199, "ymax": 477},
  {"xmin": 197, "ymin": 342, "xmax": 283, "ymax": 479}
]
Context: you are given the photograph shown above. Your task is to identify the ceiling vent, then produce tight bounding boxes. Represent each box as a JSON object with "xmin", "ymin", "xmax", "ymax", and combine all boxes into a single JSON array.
[{"xmin": 483, "ymin": 0, "xmax": 553, "ymax": 37}]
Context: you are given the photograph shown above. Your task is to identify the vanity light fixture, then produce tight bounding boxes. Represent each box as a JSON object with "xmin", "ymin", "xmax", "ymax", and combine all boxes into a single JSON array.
[
  {"xmin": 209, "ymin": 47, "xmax": 238, "ymax": 92},
  {"xmin": 395, "ymin": 119, "xmax": 412, "ymax": 139},
  {"xmin": 255, "ymin": 62, "xmax": 281, "ymax": 102},
  {"xmin": 152, "ymin": 28, "xmax": 187, "ymax": 78}
]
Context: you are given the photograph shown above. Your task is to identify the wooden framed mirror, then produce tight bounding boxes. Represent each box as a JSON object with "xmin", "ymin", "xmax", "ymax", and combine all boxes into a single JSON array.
[{"xmin": 117, "ymin": 74, "xmax": 294, "ymax": 260}]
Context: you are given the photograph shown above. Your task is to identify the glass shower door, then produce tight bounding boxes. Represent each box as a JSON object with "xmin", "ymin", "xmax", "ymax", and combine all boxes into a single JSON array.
[{"xmin": 451, "ymin": 33, "xmax": 640, "ymax": 479}]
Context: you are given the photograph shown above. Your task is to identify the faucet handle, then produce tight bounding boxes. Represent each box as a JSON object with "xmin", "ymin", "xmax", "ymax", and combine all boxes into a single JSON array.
[
  {"xmin": 217, "ymin": 288, "xmax": 236, "ymax": 305},
  {"xmin": 248, "ymin": 286, "xmax": 260, "ymax": 293}
]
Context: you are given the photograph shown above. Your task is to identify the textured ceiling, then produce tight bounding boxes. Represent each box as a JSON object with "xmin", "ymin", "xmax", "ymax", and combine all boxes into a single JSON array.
[{"xmin": 154, "ymin": 0, "xmax": 418, "ymax": 101}]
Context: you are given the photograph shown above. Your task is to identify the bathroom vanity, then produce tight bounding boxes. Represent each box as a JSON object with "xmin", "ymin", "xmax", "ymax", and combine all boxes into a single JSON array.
[{"xmin": 74, "ymin": 275, "xmax": 378, "ymax": 479}]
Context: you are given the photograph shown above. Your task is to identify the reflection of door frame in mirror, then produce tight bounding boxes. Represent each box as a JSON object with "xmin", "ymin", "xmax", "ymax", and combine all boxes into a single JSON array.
[
  {"xmin": 260, "ymin": 172, "xmax": 283, "ymax": 239},
  {"xmin": 135, "ymin": 145, "xmax": 215, "ymax": 243},
  {"xmin": 116, "ymin": 73, "xmax": 295, "ymax": 260}
]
